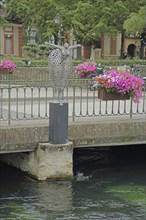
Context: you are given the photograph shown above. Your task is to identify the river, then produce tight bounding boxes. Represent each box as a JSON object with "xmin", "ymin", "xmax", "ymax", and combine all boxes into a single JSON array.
[{"xmin": 0, "ymin": 145, "xmax": 145, "ymax": 220}]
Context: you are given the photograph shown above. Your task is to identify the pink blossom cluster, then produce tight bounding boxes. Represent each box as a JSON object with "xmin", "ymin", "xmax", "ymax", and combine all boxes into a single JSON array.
[
  {"xmin": 75, "ymin": 62, "xmax": 97, "ymax": 78},
  {"xmin": 0, "ymin": 60, "xmax": 17, "ymax": 73},
  {"xmin": 94, "ymin": 70, "xmax": 144, "ymax": 103}
]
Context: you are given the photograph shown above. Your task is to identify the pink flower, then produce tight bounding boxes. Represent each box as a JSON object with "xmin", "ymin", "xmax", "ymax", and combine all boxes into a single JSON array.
[
  {"xmin": 94, "ymin": 70, "xmax": 144, "ymax": 103},
  {"xmin": 0, "ymin": 60, "xmax": 17, "ymax": 73},
  {"xmin": 75, "ymin": 62, "xmax": 97, "ymax": 78}
]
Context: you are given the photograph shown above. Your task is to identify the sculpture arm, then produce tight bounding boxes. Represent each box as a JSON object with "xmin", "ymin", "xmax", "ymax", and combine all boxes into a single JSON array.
[{"xmin": 68, "ymin": 44, "xmax": 81, "ymax": 50}]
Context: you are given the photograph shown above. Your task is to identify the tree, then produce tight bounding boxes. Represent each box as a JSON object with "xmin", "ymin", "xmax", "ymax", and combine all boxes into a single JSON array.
[
  {"xmin": 71, "ymin": 1, "xmax": 99, "ymax": 45},
  {"xmin": 71, "ymin": 0, "xmax": 145, "ymax": 57},
  {"xmin": 0, "ymin": 0, "xmax": 8, "ymax": 26},
  {"xmin": 4, "ymin": 0, "xmax": 146, "ymax": 58},
  {"xmin": 5, "ymin": 0, "xmax": 78, "ymax": 43},
  {"xmin": 124, "ymin": 5, "xmax": 146, "ymax": 59}
]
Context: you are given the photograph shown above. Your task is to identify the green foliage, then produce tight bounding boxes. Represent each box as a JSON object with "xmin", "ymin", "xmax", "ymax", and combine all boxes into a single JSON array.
[
  {"xmin": 2, "ymin": 56, "xmax": 146, "ymax": 67},
  {"xmin": 5, "ymin": 0, "xmax": 79, "ymax": 42},
  {"xmin": 4, "ymin": 0, "xmax": 145, "ymax": 45},
  {"xmin": 71, "ymin": 0, "xmax": 146, "ymax": 45},
  {"xmin": 0, "ymin": 17, "xmax": 8, "ymax": 26},
  {"xmin": 73, "ymin": 59, "xmax": 146, "ymax": 67},
  {"xmin": 72, "ymin": 2, "xmax": 97, "ymax": 44},
  {"xmin": 124, "ymin": 5, "xmax": 146, "ymax": 34},
  {"xmin": 23, "ymin": 43, "xmax": 51, "ymax": 58}
]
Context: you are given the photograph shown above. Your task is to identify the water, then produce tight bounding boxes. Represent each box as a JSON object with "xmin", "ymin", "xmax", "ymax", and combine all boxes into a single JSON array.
[{"xmin": 0, "ymin": 145, "xmax": 145, "ymax": 220}]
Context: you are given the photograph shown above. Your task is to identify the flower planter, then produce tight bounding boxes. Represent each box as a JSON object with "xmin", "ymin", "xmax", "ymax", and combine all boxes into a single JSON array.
[
  {"xmin": 0, "ymin": 68, "xmax": 10, "ymax": 75},
  {"xmin": 75, "ymin": 61, "xmax": 97, "ymax": 79},
  {"xmin": 98, "ymin": 88, "xmax": 130, "ymax": 101},
  {"xmin": 94, "ymin": 70, "xmax": 144, "ymax": 103}
]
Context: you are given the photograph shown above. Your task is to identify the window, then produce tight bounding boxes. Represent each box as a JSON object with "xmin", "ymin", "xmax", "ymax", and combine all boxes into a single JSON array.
[
  {"xmin": 4, "ymin": 34, "xmax": 13, "ymax": 55},
  {"xmin": 5, "ymin": 37, "xmax": 11, "ymax": 54},
  {"xmin": 110, "ymin": 37, "xmax": 117, "ymax": 55}
]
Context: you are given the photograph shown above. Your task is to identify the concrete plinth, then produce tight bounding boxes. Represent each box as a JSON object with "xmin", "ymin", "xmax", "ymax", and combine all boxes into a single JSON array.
[
  {"xmin": 49, "ymin": 102, "xmax": 68, "ymax": 144},
  {"xmin": 0, "ymin": 142, "xmax": 73, "ymax": 181},
  {"xmin": 36, "ymin": 142, "xmax": 73, "ymax": 180}
]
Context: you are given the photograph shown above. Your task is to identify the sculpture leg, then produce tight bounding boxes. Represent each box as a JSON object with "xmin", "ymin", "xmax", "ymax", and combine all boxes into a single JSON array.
[
  {"xmin": 57, "ymin": 89, "xmax": 64, "ymax": 103},
  {"xmin": 53, "ymin": 88, "xmax": 58, "ymax": 102}
]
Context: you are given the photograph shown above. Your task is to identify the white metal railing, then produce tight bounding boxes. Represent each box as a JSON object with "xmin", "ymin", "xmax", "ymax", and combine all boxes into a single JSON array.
[{"xmin": 0, "ymin": 79, "xmax": 146, "ymax": 125}]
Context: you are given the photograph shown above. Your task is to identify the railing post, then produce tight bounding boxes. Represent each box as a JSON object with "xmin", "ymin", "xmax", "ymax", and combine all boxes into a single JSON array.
[
  {"xmin": 72, "ymin": 82, "xmax": 76, "ymax": 122},
  {"xmin": 8, "ymin": 80, "xmax": 11, "ymax": 125},
  {"xmin": 130, "ymin": 98, "xmax": 133, "ymax": 119}
]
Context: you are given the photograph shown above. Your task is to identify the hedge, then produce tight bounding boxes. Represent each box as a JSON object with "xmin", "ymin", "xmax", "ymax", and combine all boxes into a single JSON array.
[{"xmin": 1, "ymin": 55, "xmax": 146, "ymax": 67}]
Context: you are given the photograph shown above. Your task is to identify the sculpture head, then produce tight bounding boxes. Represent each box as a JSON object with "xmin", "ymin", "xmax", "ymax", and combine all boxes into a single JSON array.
[{"xmin": 64, "ymin": 43, "xmax": 69, "ymax": 49}]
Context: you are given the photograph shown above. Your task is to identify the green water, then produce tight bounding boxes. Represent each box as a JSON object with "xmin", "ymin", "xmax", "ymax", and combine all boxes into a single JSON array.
[{"xmin": 0, "ymin": 145, "xmax": 145, "ymax": 220}]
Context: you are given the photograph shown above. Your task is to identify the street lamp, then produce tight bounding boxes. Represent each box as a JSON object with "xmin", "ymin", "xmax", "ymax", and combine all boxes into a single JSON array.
[
  {"xmin": 29, "ymin": 26, "xmax": 37, "ymax": 43},
  {"xmin": 49, "ymin": 35, "xmax": 55, "ymax": 44},
  {"xmin": 54, "ymin": 15, "xmax": 65, "ymax": 45},
  {"xmin": 26, "ymin": 26, "xmax": 37, "ymax": 43},
  {"xmin": 54, "ymin": 15, "xmax": 60, "ymax": 44},
  {"xmin": 60, "ymin": 24, "xmax": 65, "ymax": 46},
  {"xmin": 54, "ymin": 15, "xmax": 60, "ymax": 24}
]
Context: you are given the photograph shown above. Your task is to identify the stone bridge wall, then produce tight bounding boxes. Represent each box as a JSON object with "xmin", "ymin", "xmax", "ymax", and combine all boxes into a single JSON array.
[{"xmin": 0, "ymin": 119, "xmax": 146, "ymax": 154}]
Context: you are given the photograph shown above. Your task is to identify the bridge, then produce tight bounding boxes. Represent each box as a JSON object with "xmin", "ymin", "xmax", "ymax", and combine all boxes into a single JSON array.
[
  {"xmin": 0, "ymin": 117, "xmax": 146, "ymax": 153},
  {"xmin": 0, "ymin": 77, "xmax": 146, "ymax": 180}
]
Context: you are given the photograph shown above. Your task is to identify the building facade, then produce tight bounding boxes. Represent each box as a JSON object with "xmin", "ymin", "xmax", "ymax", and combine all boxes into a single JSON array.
[
  {"xmin": 0, "ymin": 23, "xmax": 23, "ymax": 57},
  {"xmin": 81, "ymin": 33, "xmax": 142, "ymax": 60}
]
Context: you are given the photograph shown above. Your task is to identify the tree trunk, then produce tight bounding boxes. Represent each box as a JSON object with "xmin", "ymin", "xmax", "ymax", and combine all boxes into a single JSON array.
[
  {"xmin": 121, "ymin": 31, "xmax": 125, "ymax": 58},
  {"xmin": 140, "ymin": 40, "xmax": 145, "ymax": 59}
]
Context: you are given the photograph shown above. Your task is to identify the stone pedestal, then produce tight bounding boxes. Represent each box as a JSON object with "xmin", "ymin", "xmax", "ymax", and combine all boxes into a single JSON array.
[
  {"xmin": 0, "ymin": 142, "xmax": 73, "ymax": 181},
  {"xmin": 49, "ymin": 102, "xmax": 68, "ymax": 144},
  {"xmin": 37, "ymin": 142, "xmax": 73, "ymax": 180}
]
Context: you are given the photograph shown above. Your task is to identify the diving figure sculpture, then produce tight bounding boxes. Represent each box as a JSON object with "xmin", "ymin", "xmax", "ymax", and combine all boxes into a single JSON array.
[{"xmin": 46, "ymin": 42, "xmax": 81, "ymax": 103}]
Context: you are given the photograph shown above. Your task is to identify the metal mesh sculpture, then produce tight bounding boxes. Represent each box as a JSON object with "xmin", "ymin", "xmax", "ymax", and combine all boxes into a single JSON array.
[{"xmin": 47, "ymin": 43, "xmax": 81, "ymax": 103}]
